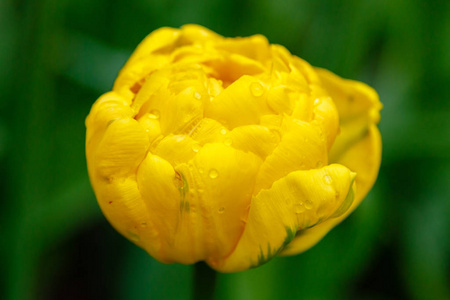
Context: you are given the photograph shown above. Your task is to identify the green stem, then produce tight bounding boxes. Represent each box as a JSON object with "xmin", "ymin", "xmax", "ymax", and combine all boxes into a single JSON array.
[{"xmin": 193, "ymin": 262, "xmax": 217, "ymax": 300}]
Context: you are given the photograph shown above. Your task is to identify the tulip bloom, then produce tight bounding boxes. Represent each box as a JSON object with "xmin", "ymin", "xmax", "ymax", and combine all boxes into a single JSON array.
[{"xmin": 86, "ymin": 25, "xmax": 381, "ymax": 272}]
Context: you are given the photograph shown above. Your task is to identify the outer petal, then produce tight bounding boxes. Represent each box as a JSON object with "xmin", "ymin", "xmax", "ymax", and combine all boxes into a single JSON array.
[
  {"xmin": 214, "ymin": 34, "xmax": 271, "ymax": 63},
  {"xmin": 136, "ymin": 153, "xmax": 182, "ymax": 263},
  {"xmin": 90, "ymin": 118, "xmax": 149, "ymax": 179},
  {"xmin": 209, "ymin": 164, "xmax": 356, "ymax": 272},
  {"xmin": 85, "ymin": 91, "xmax": 133, "ymax": 150},
  {"xmin": 280, "ymin": 69, "xmax": 382, "ymax": 256}
]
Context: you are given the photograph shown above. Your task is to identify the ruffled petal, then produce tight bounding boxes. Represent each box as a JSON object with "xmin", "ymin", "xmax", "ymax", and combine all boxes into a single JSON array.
[
  {"xmin": 91, "ymin": 118, "xmax": 149, "ymax": 179},
  {"xmin": 228, "ymin": 125, "xmax": 279, "ymax": 159},
  {"xmin": 94, "ymin": 176, "xmax": 161, "ymax": 258},
  {"xmin": 279, "ymin": 68, "xmax": 382, "ymax": 256},
  {"xmin": 209, "ymin": 164, "xmax": 356, "ymax": 272},
  {"xmin": 254, "ymin": 117, "xmax": 328, "ymax": 192},
  {"xmin": 136, "ymin": 153, "xmax": 183, "ymax": 262}
]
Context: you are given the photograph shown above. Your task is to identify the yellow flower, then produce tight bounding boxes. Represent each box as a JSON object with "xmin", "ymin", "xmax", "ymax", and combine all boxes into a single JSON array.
[{"xmin": 85, "ymin": 25, "xmax": 382, "ymax": 272}]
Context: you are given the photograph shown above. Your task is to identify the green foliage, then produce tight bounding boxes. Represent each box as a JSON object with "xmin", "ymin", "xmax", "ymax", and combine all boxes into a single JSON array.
[{"xmin": 1, "ymin": 0, "xmax": 449, "ymax": 299}]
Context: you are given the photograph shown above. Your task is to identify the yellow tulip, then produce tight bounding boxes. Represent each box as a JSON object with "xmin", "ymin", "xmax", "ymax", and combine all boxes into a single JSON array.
[{"xmin": 86, "ymin": 24, "xmax": 382, "ymax": 272}]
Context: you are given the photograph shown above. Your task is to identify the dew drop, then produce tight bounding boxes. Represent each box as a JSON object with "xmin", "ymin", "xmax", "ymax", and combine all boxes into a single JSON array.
[
  {"xmin": 209, "ymin": 169, "xmax": 219, "ymax": 179},
  {"xmin": 145, "ymin": 129, "xmax": 150, "ymax": 133},
  {"xmin": 323, "ymin": 174, "xmax": 333, "ymax": 184},
  {"xmin": 295, "ymin": 202, "xmax": 306, "ymax": 214},
  {"xmin": 224, "ymin": 138, "xmax": 232, "ymax": 146},
  {"xmin": 175, "ymin": 135, "xmax": 185, "ymax": 142},
  {"xmin": 220, "ymin": 128, "xmax": 227, "ymax": 135},
  {"xmin": 314, "ymin": 98, "xmax": 321, "ymax": 105},
  {"xmin": 192, "ymin": 143, "xmax": 201, "ymax": 152},
  {"xmin": 198, "ymin": 168, "xmax": 204, "ymax": 174},
  {"xmin": 304, "ymin": 200, "xmax": 313, "ymax": 210},
  {"xmin": 250, "ymin": 82, "xmax": 264, "ymax": 97},
  {"xmin": 316, "ymin": 161, "xmax": 324, "ymax": 168},
  {"xmin": 140, "ymin": 222, "xmax": 147, "ymax": 228},
  {"xmin": 194, "ymin": 92, "xmax": 202, "ymax": 100},
  {"xmin": 218, "ymin": 207, "xmax": 225, "ymax": 214},
  {"xmin": 149, "ymin": 109, "xmax": 160, "ymax": 119}
]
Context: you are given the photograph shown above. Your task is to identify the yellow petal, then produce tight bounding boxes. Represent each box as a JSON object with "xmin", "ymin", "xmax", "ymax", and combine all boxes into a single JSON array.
[
  {"xmin": 228, "ymin": 125, "xmax": 280, "ymax": 159},
  {"xmin": 137, "ymin": 113, "xmax": 162, "ymax": 145},
  {"xmin": 312, "ymin": 96, "xmax": 340, "ymax": 150},
  {"xmin": 280, "ymin": 126, "xmax": 381, "ymax": 255},
  {"xmin": 85, "ymin": 91, "xmax": 133, "ymax": 147},
  {"xmin": 91, "ymin": 118, "xmax": 149, "ymax": 179},
  {"xmin": 317, "ymin": 66, "xmax": 382, "ymax": 204},
  {"xmin": 94, "ymin": 176, "xmax": 161, "ymax": 258},
  {"xmin": 123, "ymin": 27, "xmax": 180, "ymax": 67},
  {"xmin": 255, "ymin": 117, "xmax": 328, "ymax": 192},
  {"xmin": 314, "ymin": 67, "xmax": 382, "ymax": 123},
  {"xmin": 132, "ymin": 68, "xmax": 206, "ymax": 135},
  {"xmin": 205, "ymin": 75, "xmax": 272, "ymax": 128},
  {"xmin": 188, "ymin": 118, "xmax": 227, "ymax": 145},
  {"xmin": 137, "ymin": 143, "xmax": 261, "ymax": 264},
  {"xmin": 279, "ymin": 69, "xmax": 382, "ymax": 256},
  {"xmin": 136, "ymin": 153, "xmax": 183, "ymax": 263},
  {"xmin": 153, "ymin": 134, "xmax": 198, "ymax": 166},
  {"xmin": 179, "ymin": 24, "xmax": 223, "ymax": 44},
  {"xmin": 209, "ymin": 164, "xmax": 356, "ymax": 272},
  {"xmin": 214, "ymin": 34, "xmax": 271, "ymax": 63},
  {"xmin": 113, "ymin": 55, "xmax": 170, "ymax": 94},
  {"xmin": 182, "ymin": 143, "xmax": 262, "ymax": 260},
  {"xmin": 203, "ymin": 55, "xmax": 266, "ymax": 87}
]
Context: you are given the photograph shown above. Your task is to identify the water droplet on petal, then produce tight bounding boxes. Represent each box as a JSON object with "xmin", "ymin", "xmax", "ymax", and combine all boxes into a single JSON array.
[
  {"xmin": 224, "ymin": 138, "xmax": 232, "ymax": 146},
  {"xmin": 295, "ymin": 202, "xmax": 306, "ymax": 214},
  {"xmin": 175, "ymin": 135, "xmax": 185, "ymax": 142},
  {"xmin": 192, "ymin": 143, "xmax": 201, "ymax": 152},
  {"xmin": 316, "ymin": 161, "xmax": 324, "ymax": 168},
  {"xmin": 304, "ymin": 200, "xmax": 313, "ymax": 210},
  {"xmin": 218, "ymin": 207, "xmax": 225, "ymax": 214},
  {"xmin": 250, "ymin": 82, "xmax": 264, "ymax": 97},
  {"xmin": 149, "ymin": 109, "xmax": 160, "ymax": 119},
  {"xmin": 323, "ymin": 175, "xmax": 333, "ymax": 184},
  {"xmin": 209, "ymin": 169, "xmax": 219, "ymax": 179},
  {"xmin": 140, "ymin": 222, "xmax": 147, "ymax": 228},
  {"xmin": 220, "ymin": 128, "xmax": 227, "ymax": 135},
  {"xmin": 198, "ymin": 168, "xmax": 204, "ymax": 174},
  {"xmin": 314, "ymin": 98, "xmax": 321, "ymax": 105},
  {"xmin": 194, "ymin": 92, "xmax": 202, "ymax": 100}
]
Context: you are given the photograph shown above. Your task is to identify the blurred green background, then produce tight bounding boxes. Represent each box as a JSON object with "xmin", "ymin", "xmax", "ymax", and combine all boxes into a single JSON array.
[{"xmin": 1, "ymin": 0, "xmax": 449, "ymax": 299}]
